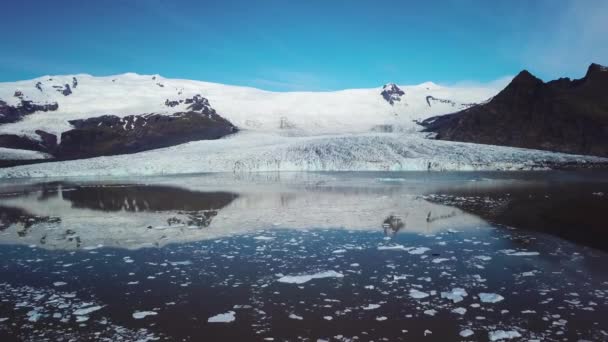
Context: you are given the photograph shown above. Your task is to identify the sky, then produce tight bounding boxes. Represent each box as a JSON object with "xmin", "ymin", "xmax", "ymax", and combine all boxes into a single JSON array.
[{"xmin": 1, "ymin": 0, "xmax": 607, "ymax": 91}]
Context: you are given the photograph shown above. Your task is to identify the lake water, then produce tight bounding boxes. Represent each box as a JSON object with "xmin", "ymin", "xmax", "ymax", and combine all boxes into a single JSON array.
[{"xmin": 0, "ymin": 171, "xmax": 607, "ymax": 341}]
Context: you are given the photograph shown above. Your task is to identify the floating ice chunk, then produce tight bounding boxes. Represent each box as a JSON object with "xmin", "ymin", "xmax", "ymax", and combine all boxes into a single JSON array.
[
  {"xmin": 132, "ymin": 311, "xmax": 158, "ymax": 319},
  {"xmin": 424, "ymin": 309, "xmax": 437, "ymax": 316},
  {"xmin": 323, "ymin": 316, "xmax": 333, "ymax": 320},
  {"xmin": 26, "ymin": 310, "xmax": 42, "ymax": 322},
  {"xmin": 409, "ymin": 289, "xmax": 430, "ymax": 299},
  {"xmin": 332, "ymin": 249, "xmax": 347, "ymax": 254},
  {"xmin": 53, "ymin": 281, "xmax": 67, "ymax": 287},
  {"xmin": 479, "ymin": 293, "xmax": 504, "ymax": 303},
  {"xmin": 208, "ymin": 311, "xmax": 236, "ymax": 323},
  {"xmin": 83, "ymin": 244, "xmax": 104, "ymax": 250},
  {"xmin": 277, "ymin": 271, "xmax": 344, "ymax": 284},
  {"xmin": 377, "ymin": 244, "xmax": 412, "ymax": 251},
  {"xmin": 253, "ymin": 236, "xmax": 275, "ymax": 241},
  {"xmin": 474, "ymin": 255, "xmax": 492, "ymax": 261},
  {"xmin": 432, "ymin": 258, "xmax": 450, "ymax": 264},
  {"xmin": 441, "ymin": 288, "xmax": 468, "ymax": 303},
  {"xmin": 361, "ymin": 304, "xmax": 381, "ymax": 310},
  {"xmin": 409, "ymin": 247, "xmax": 430, "ymax": 255},
  {"xmin": 460, "ymin": 329, "xmax": 474, "ymax": 337},
  {"xmin": 169, "ymin": 261, "xmax": 192, "ymax": 266},
  {"xmin": 451, "ymin": 307, "xmax": 467, "ymax": 315},
  {"xmin": 488, "ymin": 330, "xmax": 521, "ymax": 341},
  {"xmin": 376, "ymin": 316, "xmax": 387, "ymax": 321},
  {"xmin": 75, "ymin": 315, "xmax": 89, "ymax": 322},
  {"xmin": 73, "ymin": 305, "xmax": 103, "ymax": 316},
  {"xmin": 288, "ymin": 314, "xmax": 303, "ymax": 320},
  {"xmin": 521, "ymin": 271, "xmax": 537, "ymax": 277},
  {"xmin": 500, "ymin": 249, "xmax": 539, "ymax": 256}
]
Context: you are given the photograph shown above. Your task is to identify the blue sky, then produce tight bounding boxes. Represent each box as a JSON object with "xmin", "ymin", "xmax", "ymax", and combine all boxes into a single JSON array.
[{"xmin": 1, "ymin": 0, "xmax": 606, "ymax": 90}]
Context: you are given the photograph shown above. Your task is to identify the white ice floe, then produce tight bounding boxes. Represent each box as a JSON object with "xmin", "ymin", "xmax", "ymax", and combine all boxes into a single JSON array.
[
  {"xmin": 424, "ymin": 309, "xmax": 437, "ymax": 316},
  {"xmin": 169, "ymin": 261, "xmax": 192, "ymax": 266},
  {"xmin": 132, "ymin": 311, "xmax": 158, "ymax": 319},
  {"xmin": 208, "ymin": 311, "xmax": 236, "ymax": 323},
  {"xmin": 409, "ymin": 247, "xmax": 431, "ymax": 255},
  {"xmin": 451, "ymin": 307, "xmax": 467, "ymax": 315},
  {"xmin": 409, "ymin": 289, "xmax": 430, "ymax": 299},
  {"xmin": 53, "ymin": 282, "xmax": 67, "ymax": 287},
  {"xmin": 460, "ymin": 329, "xmax": 474, "ymax": 337},
  {"xmin": 277, "ymin": 271, "xmax": 344, "ymax": 284},
  {"xmin": 441, "ymin": 288, "xmax": 468, "ymax": 303},
  {"xmin": 377, "ymin": 244, "xmax": 412, "ymax": 251},
  {"xmin": 431, "ymin": 258, "xmax": 450, "ymax": 263},
  {"xmin": 361, "ymin": 304, "xmax": 381, "ymax": 310},
  {"xmin": 253, "ymin": 236, "xmax": 275, "ymax": 241},
  {"xmin": 288, "ymin": 314, "xmax": 303, "ymax": 320},
  {"xmin": 479, "ymin": 293, "xmax": 505, "ymax": 303},
  {"xmin": 488, "ymin": 330, "xmax": 522, "ymax": 341},
  {"xmin": 500, "ymin": 249, "xmax": 540, "ymax": 256},
  {"xmin": 73, "ymin": 305, "xmax": 103, "ymax": 316}
]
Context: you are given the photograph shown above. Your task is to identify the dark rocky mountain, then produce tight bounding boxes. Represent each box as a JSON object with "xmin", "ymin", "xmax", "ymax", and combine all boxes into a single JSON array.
[
  {"xmin": 420, "ymin": 63, "xmax": 608, "ymax": 156},
  {"xmin": 0, "ymin": 98, "xmax": 58, "ymax": 124},
  {"xmin": 0, "ymin": 95, "xmax": 237, "ymax": 163},
  {"xmin": 381, "ymin": 83, "xmax": 405, "ymax": 105}
]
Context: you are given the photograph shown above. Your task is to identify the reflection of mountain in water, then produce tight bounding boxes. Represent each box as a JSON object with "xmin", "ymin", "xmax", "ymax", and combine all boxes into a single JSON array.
[
  {"xmin": 63, "ymin": 185, "xmax": 237, "ymax": 212},
  {"xmin": 0, "ymin": 178, "xmax": 484, "ymax": 250},
  {"xmin": 0, "ymin": 183, "xmax": 239, "ymax": 249},
  {"xmin": 425, "ymin": 180, "xmax": 608, "ymax": 251}
]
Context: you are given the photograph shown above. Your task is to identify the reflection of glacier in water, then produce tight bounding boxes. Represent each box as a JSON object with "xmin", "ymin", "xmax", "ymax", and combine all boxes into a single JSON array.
[
  {"xmin": 0, "ymin": 172, "xmax": 607, "ymax": 341},
  {"xmin": 0, "ymin": 176, "xmax": 485, "ymax": 250}
]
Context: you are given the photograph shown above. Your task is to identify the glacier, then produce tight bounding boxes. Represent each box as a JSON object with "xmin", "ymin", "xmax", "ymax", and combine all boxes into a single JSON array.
[
  {"xmin": 0, "ymin": 131, "xmax": 605, "ymax": 178},
  {"xmin": 0, "ymin": 72, "xmax": 606, "ymax": 177}
]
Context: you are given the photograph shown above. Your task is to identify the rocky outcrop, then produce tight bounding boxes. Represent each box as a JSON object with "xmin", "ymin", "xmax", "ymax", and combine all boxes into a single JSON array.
[
  {"xmin": 0, "ymin": 99, "xmax": 59, "ymax": 124},
  {"xmin": 53, "ymin": 84, "xmax": 72, "ymax": 96},
  {"xmin": 381, "ymin": 83, "xmax": 405, "ymax": 105},
  {"xmin": 55, "ymin": 96, "xmax": 236, "ymax": 159},
  {"xmin": 420, "ymin": 63, "xmax": 608, "ymax": 156},
  {"xmin": 0, "ymin": 94, "xmax": 237, "ymax": 164}
]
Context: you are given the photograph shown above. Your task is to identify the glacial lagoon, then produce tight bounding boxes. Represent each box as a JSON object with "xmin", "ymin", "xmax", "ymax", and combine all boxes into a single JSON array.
[{"xmin": 0, "ymin": 171, "xmax": 607, "ymax": 341}]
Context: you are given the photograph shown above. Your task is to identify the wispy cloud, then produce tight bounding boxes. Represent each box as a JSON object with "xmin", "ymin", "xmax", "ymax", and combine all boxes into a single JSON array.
[
  {"xmin": 442, "ymin": 75, "xmax": 515, "ymax": 91},
  {"xmin": 248, "ymin": 70, "xmax": 333, "ymax": 91},
  {"xmin": 521, "ymin": 0, "xmax": 608, "ymax": 78}
]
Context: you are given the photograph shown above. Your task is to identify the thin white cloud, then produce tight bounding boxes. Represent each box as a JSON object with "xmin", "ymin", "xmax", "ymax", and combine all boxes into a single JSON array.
[
  {"xmin": 248, "ymin": 70, "xmax": 333, "ymax": 91},
  {"xmin": 441, "ymin": 75, "xmax": 515, "ymax": 91},
  {"xmin": 521, "ymin": 0, "xmax": 608, "ymax": 78}
]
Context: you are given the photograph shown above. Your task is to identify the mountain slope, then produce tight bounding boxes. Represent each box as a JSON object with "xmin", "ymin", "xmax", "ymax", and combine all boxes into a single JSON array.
[
  {"xmin": 1, "ymin": 71, "xmax": 607, "ymax": 176},
  {"xmin": 0, "ymin": 73, "xmax": 500, "ymax": 164},
  {"xmin": 421, "ymin": 63, "xmax": 608, "ymax": 156}
]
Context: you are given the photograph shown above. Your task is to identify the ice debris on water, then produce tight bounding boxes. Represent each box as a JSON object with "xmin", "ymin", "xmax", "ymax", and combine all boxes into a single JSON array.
[
  {"xmin": 479, "ymin": 293, "xmax": 505, "ymax": 303},
  {"xmin": 132, "ymin": 311, "xmax": 158, "ymax": 319},
  {"xmin": 488, "ymin": 330, "xmax": 522, "ymax": 341},
  {"xmin": 409, "ymin": 289, "xmax": 430, "ymax": 299},
  {"xmin": 441, "ymin": 288, "xmax": 468, "ymax": 303},
  {"xmin": 277, "ymin": 271, "xmax": 344, "ymax": 284},
  {"xmin": 208, "ymin": 311, "xmax": 236, "ymax": 323},
  {"xmin": 460, "ymin": 329, "xmax": 474, "ymax": 337}
]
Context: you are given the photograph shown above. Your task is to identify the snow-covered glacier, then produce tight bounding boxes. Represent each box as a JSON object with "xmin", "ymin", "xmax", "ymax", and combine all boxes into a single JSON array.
[
  {"xmin": 0, "ymin": 73, "xmax": 606, "ymax": 177},
  {"xmin": 1, "ymin": 131, "xmax": 605, "ymax": 178}
]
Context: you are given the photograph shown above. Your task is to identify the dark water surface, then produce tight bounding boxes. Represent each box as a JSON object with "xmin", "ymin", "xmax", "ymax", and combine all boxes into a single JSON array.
[{"xmin": 0, "ymin": 171, "xmax": 607, "ymax": 341}]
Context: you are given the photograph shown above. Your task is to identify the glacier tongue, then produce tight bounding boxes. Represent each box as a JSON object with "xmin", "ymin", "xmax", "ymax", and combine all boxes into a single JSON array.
[{"xmin": 0, "ymin": 131, "xmax": 605, "ymax": 178}]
